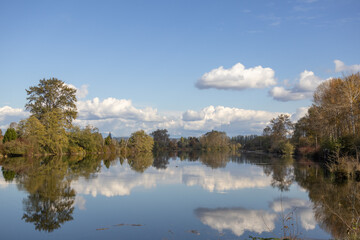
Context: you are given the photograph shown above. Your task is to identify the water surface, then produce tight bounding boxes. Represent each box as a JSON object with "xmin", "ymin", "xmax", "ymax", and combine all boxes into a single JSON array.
[{"xmin": 1, "ymin": 153, "xmax": 356, "ymax": 239}]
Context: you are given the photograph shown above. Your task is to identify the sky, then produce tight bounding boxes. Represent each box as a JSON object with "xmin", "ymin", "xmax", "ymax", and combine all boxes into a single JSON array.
[{"xmin": 0, "ymin": 0, "xmax": 360, "ymax": 137}]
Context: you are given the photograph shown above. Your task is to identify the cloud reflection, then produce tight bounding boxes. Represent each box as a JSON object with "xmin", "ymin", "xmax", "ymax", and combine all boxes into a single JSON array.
[
  {"xmin": 194, "ymin": 207, "xmax": 276, "ymax": 236},
  {"xmin": 270, "ymin": 197, "xmax": 316, "ymax": 230},
  {"xmin": 0, "ymin": 175, "xmax": 10, "ymax": 189},
  {"xmin": 71, "ymin": 162, "xmax": 272, "ymax": 197}
]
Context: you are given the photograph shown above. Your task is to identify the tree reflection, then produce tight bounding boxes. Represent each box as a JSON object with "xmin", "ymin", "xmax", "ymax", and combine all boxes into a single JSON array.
[
  {"xmin": 16, "ymin": 157, "xmax": 75, "ymax": 232},
  {"xmin": 199, "ymin": 152, "xmax": 230, "ymax": 169},
  {"xmin": 127, "ymin": 152, "xmax": 154, "ymax": 173},
  {"xmin": 152, "ymin": 151, "xmax": 172, "ymax": 169},
  {"xmin": 294, "ymin": 160, "xmax": 360, "ymax": 239},
  {"xmin": 22, "ymin": 184, "xmax": 75, "ymax": 232},
  {"xmin": 262, "ymin": 156, "xmax": 294, "ymax": 191},
  {"xmin": 1, "ymin": 167, "xmax": 15, "ymax": 182}
]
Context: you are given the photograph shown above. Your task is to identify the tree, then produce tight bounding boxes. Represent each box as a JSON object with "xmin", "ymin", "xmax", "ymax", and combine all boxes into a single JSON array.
[
  {"xmin": 3, "ymin": 128, "xmax": 17, "ymax": 143},
  {"xmin": 25, "ymin": 78, "xmax": 77, "ymax": 127},
  {"xmin": 18, "ymin": 116, "xmax": 47, "ymax": 153},
  {"xmin": 199, "ymin": 130, "xmax": 230, "ymax": 151},
  {"xmin": 128, "ymin": 130, "xmax": 154, "ymax": 154},
  {"xmin": 268, "ymin": 114, "xmax": 294, "ymax": 140},
  {"xmin": 42, "ymin": 109, "xmax": 69, "ymax": 154},
  {"xmin": 150, "ymin": 129, "xmax": 170, "ymax": 151},
  {"xmin": 104, "ymin": 133, "xmax": 112, "ymax": 146},
  {"xmin": 262, "ymin": 114, "xmax": 294, "ymax": 154}
]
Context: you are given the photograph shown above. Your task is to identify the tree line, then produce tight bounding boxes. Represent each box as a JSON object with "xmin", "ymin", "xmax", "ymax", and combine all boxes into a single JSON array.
[
  {"xmin": 0, "ymin": 78, "xmax": 241, "ymax": 158},
  {"xmin": 1, "ymin": 73, "xmax": 359, "ymax": 164}
]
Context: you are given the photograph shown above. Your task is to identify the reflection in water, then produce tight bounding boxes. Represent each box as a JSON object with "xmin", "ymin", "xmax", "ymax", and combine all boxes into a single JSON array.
[
  {"xmin": 0, "ymin": 173, "xmax": 11, "ymax": 189},
  {"xmin": 22, "ymin": 184, "xmax": 75, "ymax": 232},
  {"xmin": 1, "ymin": 167, "xmax": 15, "ymax": 182},
  {"xmin": 17, "ymin": 157, "xmax": 76, "ymax": 232},
  {"xmin": 270, "ymin": 197, "xmax": 316, "ymax": 231},
  {"xmin": 294, "ymin": 161, "xmax": 360, "ymax": 239},
  {"xmin": 0, "ymin": 152, "xmax": 356, "ymax": 238},
  {"xmin": 71, "ymin": 161, "xmax": 272, "ymax": 198},
  {"xmin": 198, "ymin": 152, "xmax": 230, "ymax": 169},
  {"xmin": 194, "ymin": 207, "xmax": 276, "ymax": 236},
  {"xmin": 127, "ymin": 152, "xmax": 154, "ymax": 173},
  {"xmin": 263, "ymin": 156, "xmax": 295, "ymax": 191}
]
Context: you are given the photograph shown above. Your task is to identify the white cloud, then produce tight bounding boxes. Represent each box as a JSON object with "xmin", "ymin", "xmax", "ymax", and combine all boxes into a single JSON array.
[
  {"xmin": 291, "ymin": 107, "xmax": 309, "ymax": 122},
  {"xmin": 65, "ymin": 84, "xmax": 89, "ymax": 99},
  {"xmin": 194, "ymin": 207, "xmax": 276, "ymax": 236},
  {"xmin": 269, "ymin": 86, "xmax": 311, "ymax": 101},
  {"xmin": 334, "ymin": 60, "xmax": 360, "ymax": 73},
  {"xmin": 77, "ymin": 98, "xmax": 162, "ymax": 121},
  {"xmin": 0, "ymin": 106, "xmax": 29, "ymax": 130},
  {"xmin": 73, "ymin": 96, "xmax": 290, "ymax": 136},
  {"xmin": 180, "ymin": 105, "xmax": 283, "ymax": 135},
  {"xmin": 270, "ymin": 197, "xmax": 316, "ymax": 231},
  {"xmin": 0, "ymin": 98, "xmax": 300, "ymax": 137},
  {"xmin": 196, "ymin": 63, "xmax": 276, "ymax": 90},
  {"xmin": 270, "ymin": 70, "xmax": 324, "ymax": 102},
  {"xmin": 296, "ymin": 70, "xmax": 323, "ymax": 92}
]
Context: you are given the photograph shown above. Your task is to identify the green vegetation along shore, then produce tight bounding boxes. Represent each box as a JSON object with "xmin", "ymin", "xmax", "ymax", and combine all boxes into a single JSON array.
[{"xmin": 1, "ymin": 74, "xmax": 360, "ymax": 180}]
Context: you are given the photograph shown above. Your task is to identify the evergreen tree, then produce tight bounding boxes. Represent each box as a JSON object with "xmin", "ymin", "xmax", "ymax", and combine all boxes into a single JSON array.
[{"xmin": 3, "ymin": 128, "xmax": 17, "ymax": 143}]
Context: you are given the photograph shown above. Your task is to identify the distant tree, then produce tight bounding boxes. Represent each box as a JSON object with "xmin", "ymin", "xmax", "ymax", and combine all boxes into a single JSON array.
[
  {"xmin": 128, "ymin": 130, "xmax": 154, "ymax": 153},
  {"xmin": 3, "ymin": 128, "xmax": 17, "ymax": 143},
  {"xmin": 268, "ymin": 114, "xmax": 294, "ymax": 140},
  {"xmin": 105, "ymin": 133, "xmax": 112, "ymax": 146},
  {"xmin": 151, "ymin": 129, "xmax": 170, "ymax": 151},
  {"xmin": 25, "ymin": 78, "xmax": 77, "ymax": 127},
  {"xmin": 261, "ymin": 114, "xmax": 294, "ymax": 154},
  {"xmin": 68, "ymin": 125, "xmax": 103, "ymax": 153},
  {"xmin": 200, "ymin": 130, "xmax": 229, "ymax": 151}
]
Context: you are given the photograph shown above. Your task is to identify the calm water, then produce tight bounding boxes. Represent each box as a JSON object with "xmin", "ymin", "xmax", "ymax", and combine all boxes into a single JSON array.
[{"xmin": 0, "ymin": 152, "xmax": 357, "ymax": 239}]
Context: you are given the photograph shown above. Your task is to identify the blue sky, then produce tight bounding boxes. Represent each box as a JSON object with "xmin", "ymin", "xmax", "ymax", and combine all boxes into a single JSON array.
[{"xmin": 1, "ymin": 0, "xmax": 360, "ymax": 136}]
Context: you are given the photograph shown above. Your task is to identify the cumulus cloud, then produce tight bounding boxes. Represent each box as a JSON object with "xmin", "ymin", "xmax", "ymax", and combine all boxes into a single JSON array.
[
  {"xmin": 194, "ymin": 207, "xmax": 276, "ymax": 236},
  {"xmin": 334, "ymin": 60, "xmax": 360, "ymax": 73},
  {"xmin": 65, "ymin": 84, "xmax": 89, "ymax": 99},
  {"xmin": 71, "ymin": 160, "xmax": 272, "ymax": 197},
  {"xmin": 0, "ymin": 106, "xmax": 29, "ymax": 130},
  {"xmin": 180, "ymin": 105, "xmax": 283, "ymax": 135},
  {"xmin": 73, "ymin": 96, "xmax": 290, "ymax": 136},
  {"xmin": 291, "ymin": 107, "xmax": 309, "ymax": 122},
  {"xmin": 270, "ymin": 197, "xmax": 316, "ymax": 230},
  {"xmin": 269, "ymin": 86, "xmax": 311, "ymax": 101},
  {"xmin": 0, "ymin": 97, "xmax": 300, "ymax": 137},
  {"xmin": 269, "ymin": 70, "xmax": 324, "ymax": 102},
  {"xmin": 196, "ymin": 63, "xmax": 276, "ymax": 90},
  {"xmin": 77, "ymin": 98, "xmax": 162, "ymax": 121}
]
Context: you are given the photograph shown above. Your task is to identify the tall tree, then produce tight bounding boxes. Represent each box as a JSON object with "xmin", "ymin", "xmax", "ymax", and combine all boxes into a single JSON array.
[
  {"xmin": 25, "ymin": 78, "xmax": 77, "ymax": 127},
  {"xmin": 268, "ymin": 114, "xmax": 294, "ymax": 140},
  {"xmin": 151, "ymin": 129, "xmax": 170, "ymax": 151}
]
